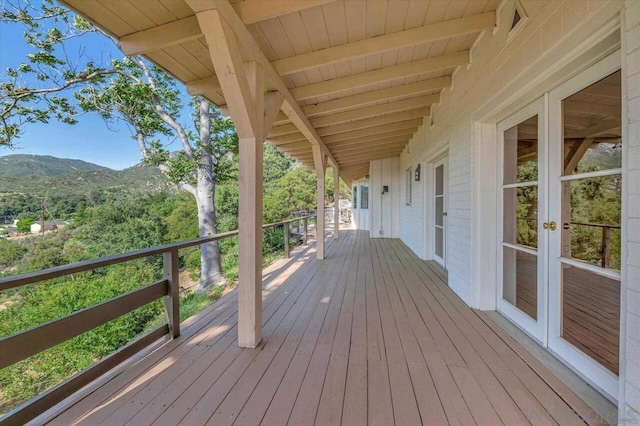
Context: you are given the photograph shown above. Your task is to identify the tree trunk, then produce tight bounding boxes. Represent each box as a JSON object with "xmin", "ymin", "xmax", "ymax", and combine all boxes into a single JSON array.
[{"xmin": 195, "ymin": 164, "xmax": 224, "ymax": 291}]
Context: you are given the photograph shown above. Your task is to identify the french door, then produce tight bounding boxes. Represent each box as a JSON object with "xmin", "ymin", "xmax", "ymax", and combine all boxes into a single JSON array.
[
  {"xmin": 434, "ymin": 159, "xmax": 447, "ymax": 267},
  {"xmin": 498, "ymin": 52, "xmax": 621, "ymax": 399}
]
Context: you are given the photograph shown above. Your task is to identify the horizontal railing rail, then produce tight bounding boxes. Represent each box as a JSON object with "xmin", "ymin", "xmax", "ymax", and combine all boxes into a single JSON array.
[{"xmin": 0, "ymin": 214, "xmax": 316, "ymax": 425}]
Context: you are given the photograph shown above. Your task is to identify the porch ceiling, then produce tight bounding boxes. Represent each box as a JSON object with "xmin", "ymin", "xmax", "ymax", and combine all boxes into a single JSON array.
[{"xmin": 61, "ymin": 0, "xmax": 498, "ymax": 184}]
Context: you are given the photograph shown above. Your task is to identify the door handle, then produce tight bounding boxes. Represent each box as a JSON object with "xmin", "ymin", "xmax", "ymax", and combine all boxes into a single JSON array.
[
  {"xmin": 543, "ymin": 222, "xmax": 557, "ymax": 231},
  {"xmin": 443, "ymin": 212, "xmax": 448, "ymax": 217}
]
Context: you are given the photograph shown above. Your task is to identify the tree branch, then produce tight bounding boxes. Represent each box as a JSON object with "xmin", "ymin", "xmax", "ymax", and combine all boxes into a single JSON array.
[{"xmin": 131, "ymin": 56, "xmax": 195, "ymax": 160}]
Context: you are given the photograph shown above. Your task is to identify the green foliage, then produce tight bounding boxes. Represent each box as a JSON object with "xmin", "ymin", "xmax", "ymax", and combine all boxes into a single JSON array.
[
  {"xmin": 16, "ymin": 218, "xmax": 32, "ymax": 233},
  {"xmin": 0, "ymin": 239, "xmax": 26, "ymax": 267}
]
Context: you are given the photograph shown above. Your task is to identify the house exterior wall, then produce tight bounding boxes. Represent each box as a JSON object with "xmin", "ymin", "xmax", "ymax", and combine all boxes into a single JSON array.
[
  {"xmin": 624, "ymin": 0, "xmax": 640, "ymax": 417},
  {"xmin": 395, "ymin": 0, "xmax": 625, "ymax": 306},
  {"xmin": 365, "ymin": 0, "xmax": 640, "ymax": 411},
  {"xmin": 369, "ymin": 157, "xmax": 400, "ymax": 239}
]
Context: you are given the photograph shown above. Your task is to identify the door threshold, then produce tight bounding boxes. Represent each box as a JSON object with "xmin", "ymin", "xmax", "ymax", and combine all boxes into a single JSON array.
[{"xmin": 486, "ymin": 310, "xmax": 617, "ymax": 424}]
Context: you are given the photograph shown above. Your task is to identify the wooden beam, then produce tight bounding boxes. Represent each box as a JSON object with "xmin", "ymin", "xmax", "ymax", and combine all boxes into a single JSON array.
[
  {"xmin": 564, "ymin": 138, "xmax": 594, "ymax": 174},
  {"xmin": 186, "ymin": 75, "xmax": 221, "ymax": 96},
  {"xmin": 329, "ymin": 138, "xmax": 408, "ymax": 154},
  {"xmin": 197, "ymin": 10, "xmax": 256, "ymax": 138},
  {"xmin": 272, "ymin": 13, "xmax": 493, "ymax": 75},
  {"xmin": 268, "ymin": 123, "xmax": 299, "ymax": 138},
  {"xmin": 333, "ymin": 166, "xmax": 339, "ymax": 239},
  {"xmin": 234, "ymin": 0, "xmax": 337, "ymax": 24},
  {"xmin": 328, "ymin": 135, "xmax": 412, "ymax": 152},
  {"xmin": 268, "ymin": 133, "xmax": 307, "ymax": 145},
  {"xmin": 303, "ymin": 83, "xmax": 440, "ymax": 118},
  {"xmin": 335, "ymin": 147, "xmax": 404, "ymax": 163},
  {"xmin": 317, "ymin": 108, "xmax": 429, "ymax": 136},
  {"xmin": 120, "ymin": 16, "xmax": 202, "ymax": 56},
  {"xmin": 263, "ymin": 91, "xmax": 284, "ymax": 136},
  {"xmin": 325, "ymin": 129, "xmax": 416, "ymax": 147},
  {"xmin": 321, "ymin": 119, "xmax": 423, "ymax": 143},
  {"xmin": 312, "ymin": 145, "xmax": 326, "ymax": 260},
  {"xmin": 291, "ymin": 60, "xmax": 458, "ymax": 101},
  {"xmin": 311, "ymin": 96, "xmax": 432, "ymax": 128},
  {"xmin": 187, "ymin": 0, "xmax": 339, "ymax": 169}
]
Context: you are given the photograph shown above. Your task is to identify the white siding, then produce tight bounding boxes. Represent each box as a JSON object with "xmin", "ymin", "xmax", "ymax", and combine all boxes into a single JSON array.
[
  {"xmin": 369, "ymin": 158, "xmax": 400, "ymax": 238},
  {"xmin": 398, "ymin": 156, "xmax": 425, "ymax": 255},
  {"xmin": 624, "ymin": 0, "xmax": 640, "ymax": 416}
]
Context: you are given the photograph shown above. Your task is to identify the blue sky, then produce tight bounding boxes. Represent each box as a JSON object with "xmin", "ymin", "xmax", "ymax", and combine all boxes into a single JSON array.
[{"xmin": 0, "ymin": 9, "xmax": 188, "ymax": 170}]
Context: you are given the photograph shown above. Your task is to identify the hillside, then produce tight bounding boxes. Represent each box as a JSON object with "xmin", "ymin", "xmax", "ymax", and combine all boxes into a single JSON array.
[
  {"xmin": 0, "ymin": 154, "xmax": 110, "ymax": 177},
  {"xmin": 0, "ymin": 155, "xmax": 172, "ymax": 198}
]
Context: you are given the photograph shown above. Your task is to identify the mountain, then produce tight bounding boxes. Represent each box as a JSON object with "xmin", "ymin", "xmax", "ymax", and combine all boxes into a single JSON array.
[
  {"xmin": 0, "ymin": 154, "xmax": 111, "ymax": 177},
  {"xmin": 0, "ymin": 155, "xmax": 172, "ymax": 197}
]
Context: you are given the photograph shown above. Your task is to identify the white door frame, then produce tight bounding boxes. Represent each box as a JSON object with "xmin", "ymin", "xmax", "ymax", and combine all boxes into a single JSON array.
[
  {"xmin": 547, "ymin": 51, "xmax": 621, "ymax": 400},
  {"xmin": 496, "ymin": 97, "xmax": 548, "ymax": 345},
  {"xmin": 433, "ymin": 158, "xmax": 447, "ymax": 268}
]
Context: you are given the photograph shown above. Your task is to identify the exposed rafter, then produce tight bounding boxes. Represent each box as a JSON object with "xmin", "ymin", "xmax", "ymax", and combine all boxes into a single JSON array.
[
  {"xmin": 316, "ymin": 108, "xmax": 429, "ymax": 136},
  {"xmin": 291, "ymin": 62, "xmax": 458, "ymax": 101},
  {"xmin": 310, "ymin": 96, "xmax": 434, "ymax": 128},
  {"xmin": 303, "ymin": 84, "xmax": 440, "ymax": 118},
  {"xmin": 321, "ymin": 119, "xmax": 423, "ymax": 143},
  {"xmin": 272, "ymin": 13, "xmax": 494, "ymax": 75},
  {"xmin": 234, "ymin": 0, "xmax": 337, "ymax": 24},
  {"xmin": 120, "ymin": 1, "xmax": 338, "ymax": 56},
  {"xmin": 325, "ymin": 131, "xmax": 416, "ymax": 147},
  {"xmin": 120, "ymin": 16, "xmax": 202, "ymax": 56}
]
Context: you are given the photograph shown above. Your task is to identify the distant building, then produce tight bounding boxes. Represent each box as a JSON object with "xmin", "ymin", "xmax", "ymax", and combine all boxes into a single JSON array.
[{"xmin": 30, "ymin": 220, "xmax": 69, "ymax": 234}]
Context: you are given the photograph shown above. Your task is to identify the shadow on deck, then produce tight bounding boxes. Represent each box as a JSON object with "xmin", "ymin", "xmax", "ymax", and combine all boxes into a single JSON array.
[{"xmin": 43, "ymin": 230, "xmax": 612, "ymax": 425}]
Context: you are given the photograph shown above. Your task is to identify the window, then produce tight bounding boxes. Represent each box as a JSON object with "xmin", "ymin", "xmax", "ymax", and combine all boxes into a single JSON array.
[
  {"xmin": 405, "ymin": 168, "xmax": 412, "ymax": 205},
  {"xmin": 360, "ymin": 186, "xmax": 369, "ymax": 209},
  {"xmin": 353, "ymin": 185, "xmax": 358, "ymax": 209}
]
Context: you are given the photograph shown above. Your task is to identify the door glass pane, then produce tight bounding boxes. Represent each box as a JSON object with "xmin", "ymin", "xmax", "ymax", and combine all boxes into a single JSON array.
[
  {"xmin": 361, "ymin": 186, "xmax": 369, "ymax": 209},
  {"xmin": 562, "ymin": 70, "xmax": 621, "ymax": 176},
  {"xmin": 436, "ymin": 165, "xmax": 444, "ymax": 195},
  {"xmin": 503, "ymin": 247, "xmax": 537, "ymax": 320},
  {"xmin": 435, "ymin": 196, "xmax": 444, "ymax": 227},
  {"xmin": 562, "ymin": 175, "xmax": 621, "ymax": 270},
  {"xmin": 503, "ymin": 186, "xmax": 538, "ymax": 248},
  {"xmin": 435, "ymin": 227, "xmax": 443, "ymax": 258},
  {"xmin": 504, "ymin": 115, "xmax": 538, "ymax": 184},
  {"xmin": 561, "ymin": 265, "xmax": 620, "ymax": 375}
]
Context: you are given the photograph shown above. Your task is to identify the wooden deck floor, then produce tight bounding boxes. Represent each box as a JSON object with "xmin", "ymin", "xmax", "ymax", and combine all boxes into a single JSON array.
[{"xmin": 46, "ymin": 231, "xmax": 608, "ymax": 425}]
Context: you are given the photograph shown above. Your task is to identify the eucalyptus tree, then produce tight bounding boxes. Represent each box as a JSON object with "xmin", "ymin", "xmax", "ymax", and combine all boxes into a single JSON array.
[{"xmin": 0, "ymin": 0, "xmax": 237, "ymax": 290}]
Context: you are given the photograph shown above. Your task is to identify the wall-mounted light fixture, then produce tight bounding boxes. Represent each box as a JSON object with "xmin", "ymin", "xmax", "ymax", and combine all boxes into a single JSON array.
[{"xmin": 414, "ymin": 164, "xmax": 421, "ymax": 181}]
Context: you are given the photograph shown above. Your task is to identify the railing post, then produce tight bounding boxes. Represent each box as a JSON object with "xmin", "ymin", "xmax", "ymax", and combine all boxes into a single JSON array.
[
  {"xmin": 602, "ymin": 226, "xmax": 611, "ymax": 269},
  {"xmin": 284, "ymin": 222, "xmax": 290, "ymax": 258},
  {"xmin": 163, "ymin": 248, "xmax": 180, "ymax": 338},
  {"xmin": 303, "ymin": 217, "xmax": 308, "ymax": 245}
]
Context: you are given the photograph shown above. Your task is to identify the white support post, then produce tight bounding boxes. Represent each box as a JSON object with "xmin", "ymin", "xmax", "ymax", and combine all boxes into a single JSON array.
[
  {"xmin": 312, "ymin": 145, "xmax": 326, "ymax": 260},
  {"xmin": 333, "ymin": 166, "xmax": 340, "ymax": 239},
  {"xmin": 196, "ymin": 9, "xmax": 283, "ymax": 348}
]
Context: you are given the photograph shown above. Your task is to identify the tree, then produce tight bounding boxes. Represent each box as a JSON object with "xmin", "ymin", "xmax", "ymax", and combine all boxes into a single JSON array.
[
  {"xmin": 16, "ymin": 218, "xmax": 32, "ymax": 233},
  {"xmin": 0, "ymin": 1, "xmax": 238, "ymax": 290}
]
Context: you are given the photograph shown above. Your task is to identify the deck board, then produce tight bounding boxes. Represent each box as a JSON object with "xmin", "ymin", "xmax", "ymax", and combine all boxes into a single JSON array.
[{"xmin": 47, "ymin": 231, "xmax": 605, "ymax": 425}]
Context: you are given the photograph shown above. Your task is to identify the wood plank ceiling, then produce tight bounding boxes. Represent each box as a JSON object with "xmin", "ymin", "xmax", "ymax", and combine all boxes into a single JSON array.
[{"xmin": 61, "ymin": 0, "xmax": 498, "ymax": 184}]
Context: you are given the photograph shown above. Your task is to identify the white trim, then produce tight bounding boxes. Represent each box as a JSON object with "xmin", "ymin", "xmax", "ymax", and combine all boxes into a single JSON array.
[
  {"xmin": 433, "ymin": 158, "xmax": 447, "ymax": 268},
  {"xmin": 547, "ymin": 51, "xmax": 621, "ymax": 402},
  {"xmin": 559, "ymin": 257, "xmax": 622, "ymax": 280},
  {"xmin": 502, "ymin": 242, "xmax": 538, "ymax": 257},
  {"xmin": 502, "ymin": 181, "xmax": 539, "ymax": 189},
  {"xmin": 497, "ymin": 97, "xmax": 547, "ymax": 344},
  {"xmin": 558, "ymin": 168, "xmax": 623, "ymax": 181}
]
